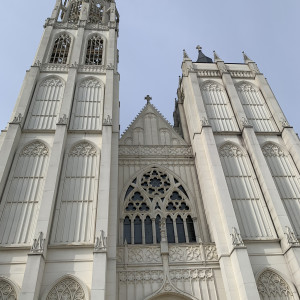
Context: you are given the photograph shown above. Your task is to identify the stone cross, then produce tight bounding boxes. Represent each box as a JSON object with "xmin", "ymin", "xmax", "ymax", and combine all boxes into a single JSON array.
[
  {"xmin": 145, "ymin": 95, "xmax": 152, "ymax": 104},
  {"xmin": 196, "ymin": 45, "xmax": 202, "ymax": 51}
]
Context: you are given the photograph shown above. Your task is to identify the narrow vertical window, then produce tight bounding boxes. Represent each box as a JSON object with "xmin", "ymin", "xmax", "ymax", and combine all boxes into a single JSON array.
[
  {"xmin": 155, "ymin": 215, "xmax": 161, "ymax": 243},
  {"xmin": 134, "ymin": 216, "xmax": 142, "ymax": 244},
  {"xmin": 145, "ymin": 216, "xmax": 153, "ymax": 244},
  {"xmin": 50, "ymin": 34, "xmax": 71, "ymax": 64},
  {"xmin": 85, "ymin": 36, "xmax": 104, "ymax": 65},
  {"xmin": 186, "ymin": 215, "xmax": 196, "ymax": 242},
  {"xmin": 123, "ymin": 217, "xmax": 131, "ymax": 244},
  {"xmin": 89, "ymin": 1, "xmax": 104, "ymax": 23},
  {"xmin": 68, "ymin": 0, "xmax": 82, "ymax": 23},
  {"xmin": 176, "ymin": 216, "xmax": 186, "ymax": 243},
  {"xmin": 166, "ymin": 216, "xmax": 175, "ymax": 243}
]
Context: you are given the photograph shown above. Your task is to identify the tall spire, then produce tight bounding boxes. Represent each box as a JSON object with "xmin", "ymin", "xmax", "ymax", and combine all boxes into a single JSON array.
[{"xmin": 196, "ymin": 46, "xmax": 213, "ymax": 63}]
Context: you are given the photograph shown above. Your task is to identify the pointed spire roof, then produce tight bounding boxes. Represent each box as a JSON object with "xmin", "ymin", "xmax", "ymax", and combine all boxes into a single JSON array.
[
  {"xmin": 242, "ymin": 51, "xmax": 254, "ymax": 63},
  {"xmin": 183, "ymin": 49, "xmax": 191, "ymax": 60},
  {"xmin": 196, "ymin": 45, "xmax": 213, "ymax": 63},
  {"xmin": 213, "ymin": 51, "xmax": 223, "ymax": 62}
]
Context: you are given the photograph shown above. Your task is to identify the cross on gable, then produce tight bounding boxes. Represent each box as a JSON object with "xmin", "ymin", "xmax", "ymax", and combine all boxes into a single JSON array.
[{"xmin": 145, "ymin": 95, "xmax": 152, "ymax": 104}]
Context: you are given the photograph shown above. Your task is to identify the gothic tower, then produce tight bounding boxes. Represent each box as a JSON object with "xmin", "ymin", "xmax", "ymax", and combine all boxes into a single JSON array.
[{"xmin": 0, "ymin": 0, "xmax": 119, "ymax": 299}]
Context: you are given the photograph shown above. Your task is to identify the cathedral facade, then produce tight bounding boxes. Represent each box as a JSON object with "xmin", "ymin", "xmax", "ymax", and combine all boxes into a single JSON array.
[{"xmin": 0, "ymin": 0, "xmax": 300, "ymax": 299}]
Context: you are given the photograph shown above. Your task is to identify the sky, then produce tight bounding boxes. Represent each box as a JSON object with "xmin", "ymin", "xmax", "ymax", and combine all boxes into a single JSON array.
[{"xmin": 0, "ymin": 0, "xmax": 300, "ymax": 134}]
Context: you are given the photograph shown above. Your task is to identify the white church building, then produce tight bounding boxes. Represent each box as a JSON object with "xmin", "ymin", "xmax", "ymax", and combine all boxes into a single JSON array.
[{"xmin": 0, "ymin": 0, "xmax": 299, "ymax": 299}]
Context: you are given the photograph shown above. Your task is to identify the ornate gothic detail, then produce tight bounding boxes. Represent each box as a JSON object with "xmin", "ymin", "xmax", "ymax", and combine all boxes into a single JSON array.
[
  {"xmin": 103, "ymin": 115, "xmax": 113, "ymax": 126},
  {"xmin": 40, "ymin": 63, "xmax": 69, "ymax": 73},
  {"xmin": 85, "ymin": 23, "xmax": 109, "ymax": 30},
  {"xmin": 57, "ymin": 114, "xmax": 68, "ymax": 125},
  {"xmin": 69, "ymin": 142, "xmax": 97, "ymax": 157},
  {"xmin": 262, "ymin": 143, "xmax": 286, "ymax": 157},
  {"xmin": 11, "ymin": 113, "xmax": 23, "ymax": 124},
  {"xmin": 220, "ymin": 143, "xmax": 244, "ymax": 157},
  {"xmin": 280, "ymin": 118, "xmax": 290, "ymax": 128},
  {"xmin": 230, "ymin": 71, "xmax": 254, "ymax": 78},
  {"xmin": 231, "ymin": 227, "xmax": 244, "ymax": 247},
  {"xmin": 201, "ymin": 117, "xmax": 210, "ymax": 127},
  {"xmin": 106, "ymin": 63, "xmax": 114, "ymax": 70},
  {"xmin": 169, "ymin": 245, "xmax": 203, "ymax": 262},
  {"xmin": 128, "ymin": 247, "xmax": 161, "ymax": 263},
  {"xmin": 119, "ymin": 270, "xmax": 164, "ymax": 283},
  {"xmin": 46, "ymin": 278, "xmax": 86, "ymax": 300},
  {"xmin": 80, "ymin": 79, "xmax": 101, "ymax": 88},
  {"xmin": 119, "ymin": 146, "xmax": 193, "ymax": 157},
  {"xmin": 241, "ymin": 117, "xmax": 252, "ymax": 128},
  {"xmin": 33, "ymin": 60, "xmax": 42, "ymax": 67},
  {"xmin": 197, "ymin": 70, "xmax": 221, "ymax": 77},
  {"xmin": 285, "ymin": 227, "xmax": 300, "ymax": 246},
  {"xmin": 54, "ymin": 22, "xmax": 78, "ymax": 30},
  {"xmin": 78, "ymin": 65, "xmax": 106, "ymax": 73},
  {"xmin": 257, "ymin": 270, "xmax": 294, "ymax": 299},
  {"xmin": 21, "ymin": 141, "xmax": 49, "ymax": 157},
  {"xmin": 169, "ymin": 269, "xmax": 214, "ymax": 281},
  {"xmin": 205, "ymin": 245, "xmax": 218, "ymax": 261},
  {"xmin": 0, "ymin": 279, "xmax": 17, "ymax": 300},
  {"xmin": 30, "ymin": 232, "xmax": 45, "ymax": 254},
  {"xmin": 117, "ymin": 248, "xmax": 124, "ymax": 264},
  {"xmin": 41, "ymin": 78, "xmax": 64, "ymax": 88},
  {"xmin": 160, "ymin": 218, "xmax": 167, "ymax": 242},
  {"xmin": 201, "ymin": 82, "xmax": 223, "ymax": 92},
  {"xmin": 183, "ymin": 49, "xmax": 190, "ymax": 59},
  {"xmin": 169, "ymin": 246, "xmax": 184, "ymax": 262},
  {"xmin": 94, "ymin": 230, "xmax": 107, "ymax": 251}
]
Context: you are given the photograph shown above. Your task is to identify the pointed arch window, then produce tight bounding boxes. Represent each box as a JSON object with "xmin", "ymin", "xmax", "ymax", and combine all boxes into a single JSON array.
[
  {"xmin": 70, "ymin": 79, "xmax": 103, "ymax": 130},
  {"xmin": 237, "ymin": 83, "xmax": 277, "ymax": 132},
  {"xmin": 50, "ymin": 34, "xmax": 71, "ymax": 64},
  {"xmin": 51, "ymin": 142, "xmax": 99, "ymax": 244},
  {"xmin": 89, "ymin": 0, "xmax": 104, "ymax": 23},
  {"xmin": 85, "ymin": 36, "xmax": 104, "ymax": 65},
  {"xmin": 201, "ymin": 81, "xmax": 239, "ymax": 132},
  {"xmin": 121, "ymin": 167, "xmax": 197, "ymax": 245},
  {"xmin": 219, "ymin": 143, "xmax": 275, "ymax": 239},
  {"xmin": 68, "ymin": 0, "xmax": 82, "ymax": 23},
  {"xmin": 0, "ymin": 141, "xmax": 49, "ymax": 245},
  {"xmin": 262, "ymin": 143, "xmax": 300, "ymax": 237},
  {"xmin": 0, "ymin": 278, "xmax": 18, "ymax": 300},
  {"xmin": 26, "ymin": 78, "xmax": 64, "ymax": 130}
]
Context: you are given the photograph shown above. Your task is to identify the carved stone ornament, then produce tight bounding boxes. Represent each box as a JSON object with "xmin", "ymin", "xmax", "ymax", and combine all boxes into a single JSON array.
[
  {"xmin": 262, "ymin": 143, "xmax": 285, "ymax": 157},
  {"xmin": 205, "ymin": 245, "xmax": 218, "ymax": 261},
  {"xmin": 0, "ymin": 279, "xmax": 17, "ymax": 300},
  {"xmin": 241, "ymin": 117, "xmax": 253, "ymax": 128},
  {"xmin": 201, "ymin": 117, "xmax": 210, "ymax": 128},
  {"xmin": 103, "ymin": 115, "xmax": 113, "ymax": 126},
  {"xmin": 128, "ymin": 247, "xmax": 161, "ymax": 264},
  {"xmin": 106, "ymin": 63, "xmax": 114, "ymax": 70},
  {"xmin": 10, "ymin": 113, "xmax": 23, "ymax": 124},
  {"xmin": 40, "ymin": 63, "xmax": 69, "ymax": 73},
  {"xmin": 170, "ymin": 269, "xmax": 213, "ymax": 282},
  {"xmin": 183, "ymin": 49, "xmax": 190, "ymax": 60},
  {"xmin": 21, "ymin": 141, "xmax": 49, "ymax": 157},
  {"xmin": 197, "ymin": 70, "xmax": 221, "ymax": 78},
  {"xmin": 280, "ymin": 118, "xmax": 290, "ymax": 128},
  {"xmin": 220, "ymin": 143, "xmax": 244, "ymax": 158},
  {"xmin": 33, "ymin": 60, "xmax": 42, "ymax": 67},
  {"xmin": 30, "ymin": 232, "xmax": 45, "ymax": 254},
  {"xmin": 69, "ymin": 142, "xmax": 97, "ymax": 157},
  {"xmin": 169, "ymin": 245, "xmax": 203, "ymax": 263},
  {"xmin": 70, "ymin": 61, "xmax": 78, "ymax": 68},
  {"xmin": 230, "ymin": 227, "xmax": 244, "ymax": 247},
  {"xmin": 285, "ymin": 227, "xmax": 299, "ymax": 246},
  {"xmin": 94, "ymin": 230, "xmax": 107, "ymax": 252},
  {"xmin": 119, "ymin": 270, "xmax": 164, "ymax": 283},
  {"xmin": 57, "ymin": 114, "xmax": 68, "ymax": 125},
  {"xmin": 160, "ymin": 218, "xmax": 167, "ymax": 242}
]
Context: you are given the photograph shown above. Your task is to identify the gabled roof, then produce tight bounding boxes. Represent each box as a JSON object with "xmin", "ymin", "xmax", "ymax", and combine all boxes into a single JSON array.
[{"xmin": 120, "ymin": 103, "xmax": 187, "ymax": 146}]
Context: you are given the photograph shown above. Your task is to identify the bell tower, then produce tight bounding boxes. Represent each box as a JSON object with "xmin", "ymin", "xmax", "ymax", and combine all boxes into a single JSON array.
[{"xmin": 0, "ymin": 0, "xmax": 120, "ymax": 299}]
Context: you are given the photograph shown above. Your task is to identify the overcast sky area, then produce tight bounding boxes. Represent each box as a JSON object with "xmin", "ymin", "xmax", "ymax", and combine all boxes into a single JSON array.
[{"xmin": 0, "ymin": 0, "xmax": 300, "ymax": 134}]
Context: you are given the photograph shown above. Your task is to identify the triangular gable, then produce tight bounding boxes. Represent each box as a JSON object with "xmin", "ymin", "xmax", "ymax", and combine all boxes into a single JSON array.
[{"xmin": 120, "ymin": 103, "xmax": 187, "ymax": 146}]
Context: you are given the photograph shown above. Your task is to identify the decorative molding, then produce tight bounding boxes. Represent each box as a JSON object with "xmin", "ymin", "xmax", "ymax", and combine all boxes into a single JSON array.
[
  {"xmin": 170, "ymin": 268, "xmax": 214, "ymax": 281},
  {"xmin": 78, "ymin": 65, "xmax": 106, "ymax": 73},
  {"xmin": 30, "ymin": 232, "xmax": 45, "ymax": 254},
  {"xmin": 57, "ymin": 114, "xmax": 68, "ymax": 125},
  {"xmin": 197, "ymin": 70, "xmax": 221, "ymax": 77},
  {"xmin": 241, "ymin": 117, "xmax": 253, "ymax": 128},
  {"xmin": 119, "ymin": 146, "xmax": 193, "ymax": 157},
  {"xmin": 119, "ymin": 270, "xmax": 164, "ymax": 283},
  {"xmin": 54, "ymin": 22, "xmax": 78, "ymax": 29},
  {"xmin": 94, "ymin": 230, "xmax": 107, "ymax": 252},
  {"xmin": 103, "ymin": 115, "xmax": 113, "ymax": 126},
  {"xmin": 230, "ymin": 71, "xmax": 254, "ymax": 79},
  {"xmin": 219, "ymin": 143, "xmax": 244, "ymax": 157},
  {"xmin": 169, "ymin": 245, "xmax": 203, "ymax": 263},
  {"xmin": 128, "ymin": 247, "xmax": 161, "ymax": 264},
  {"xmin": 280, "ymin": 118, "xmax": 290, "ymax": 128},
  {"xmin": 44, "ymin": 18, "xmax": 56, "ymax": 28},
  {"xmin": 10, "ymin": 113, "xmax": 23, "ymax": 124},
  {"xmin": 40, "ymin": 63, "xmax": 69, "ymax": 73},
  {"xmin": 0, "ymin": 279, "xmax": 17, "ymax": 300},
  {"xmin": 119, "ymin": 159, "xmax": 195, "ymax": 166},
  {"xmin": 69, "ymin": 142, "xmax": 97, "ymax": 157},
  {"xmin": 285, "ymin": 227, "xmax": 299, "ymax": 246},
  {"xmin": 201, "ymin": 117, "xmax": 210, "ymax": 128},
  {"xmin": 106, "ymin": 63, "xmax": 114, "ymax": 70},
  {"xmin": 85, "ymin": 23, "xmax": 109, "ymax": 30},
  {"xmin": 262, "ymin": 143, "xmax": 285, "ymax": 157},
  {"xmin": 204, "ymin": 245, "xmax": 218, "ymax": 261},
  {"xmin": 70, "ymin": 61, "xmax": 78, "ymax": 68},
  {"xmin": 80, "ymin": 79, "xmax": 102, "ymax": 88},
  {"xmin": 21, "ymin": 141, "xmax": 49, "ymax": 157},
  {"xmin": 230, "ymin": 227, "xmax": 244, "ymax": 247}
]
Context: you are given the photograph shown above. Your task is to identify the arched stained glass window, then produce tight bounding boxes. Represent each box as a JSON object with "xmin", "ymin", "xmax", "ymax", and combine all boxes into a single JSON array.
[
  {"xmin": 89, "ymin": 0, "xmax": 104, "ymax": 23},
  {"xmin": 124, "ymin": 217, "xmax": 131, "ymax": 244},
  {"xmin": 122, "ymin": 167, "xmax": 197, "ymax": 245},
  {"xmin": 85, "ymin": 36, "xmax": 104, "ymax": 65},
  {"xmin": 68, "ymin": 0, "xmax": 82, "ymax": 23},
  {"xmin": 50, "ymin": 34, "xmax": 71, "ymax": 64}
]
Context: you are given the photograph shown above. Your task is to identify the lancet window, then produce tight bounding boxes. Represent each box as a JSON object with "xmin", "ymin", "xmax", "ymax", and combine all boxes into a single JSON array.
[
  {"xmin": 49, "ymin": 34, "xmax": 71, "ymax": 64},
  {"xmin": 70, "ymin": 79, "xmax": 103, "ymax": 130},
  {"xmin": 68, "ymin": 0, "xmax": 82, "ymax": 23},
  {"xmin": 257, "ymin": 269, "xmax": 295, "ymax": 300},
  {"xmin": 89, "ymin": 0, "xmax": 104, "ymax": 23},
  {"xmin": 122, "ymin": 167, "xmax": 197, "ymax": 245},
  {"xmin": 50, "ymin": 142, "xmax": 99, "ymax": 244},
  {"xmin": 237, "ymin": 83, "xmax": 277, "ymax": 132},
  {"xmin": 0, "ymin": 141, "xmax": 49, "ymax": 245},
  {"xmin": 219, "ymin": 143, "xmax": 275, "ymax": 239},
  {"xmin": 26, "ymin": 78, "xmax": 64, "ymax": 130},
  {"xmin": 262, "ymin": 143, "xmax": 300, "ymax": 237},
  {"xmin": 85, "ymin": 36, "xmax": 104, "ymax": 65},
  {"xmin": 201, "ymin": 81, "xmax": 239, "ymax": 132}
]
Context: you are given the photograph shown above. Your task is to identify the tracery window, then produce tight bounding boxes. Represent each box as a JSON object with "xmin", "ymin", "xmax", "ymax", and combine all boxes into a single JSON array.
[
  {"xmin": 262, "ymin": 143, "xmax": 300, "ymax": 237},
  {"xmin": 68, "ymin": 0, "xmax": 82, "ymax": 23},
  {"xmin": 0, "ymin": 141, "xmax": 49, "ymax": 245},
  {"xmin": 51, "ymin": 142, "xmax": 99, "ymax": 244},
  {"xmin": 49, "ymin": 34, "xmax": 71, "ymax": 64},
  {"xmin": 219, "ymin": 143, "xmax": 275, "ymax": 239},
  {"xmin": 89, "ymin": 0, "xmax": 104, "ymax": 23},
  {"xmin": 85, "ymin": 36, "xmax": 104, "ymax": 65},
  {"xmin": 201, "ymin": 81, "xmax": 239, "ymax": 132},
  {"xmin": 236, "ymin": 83, "xmax": 277, "ymax": 132},
  {"xmin": 26, "ymin": 78, "xmax": 64, "ymax": 130},
  {"xmin": 122, "ymin": 167, "xmax": 197, "ymax": 244},
  {"xmin": 70, "ymin": 78, "xmax": 103, "ymax": 130},
  {"xmin": 0, "ymin": 279, "xmax": 17, "ymax": 300},
  {"xmin": 257, "ymin": 269, "xmax": 295, "ymax": 300},
  {"xmin": 46, "ymin": 277, "xmax": 86, "ymax": 300}
]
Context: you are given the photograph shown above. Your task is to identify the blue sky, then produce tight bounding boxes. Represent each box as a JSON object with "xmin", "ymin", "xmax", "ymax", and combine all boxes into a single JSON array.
[{"xmin": 1, "ymin": 0, "xmax": 300, "ymax": 134}]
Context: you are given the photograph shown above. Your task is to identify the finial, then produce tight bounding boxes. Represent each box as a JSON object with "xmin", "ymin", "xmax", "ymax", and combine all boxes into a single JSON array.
[
  {"xmin": 242, "ymin": 51, "xmax": 253, "ymax": 63},
  {"xmin": 213, "ymin": 51, "xmax": 222, "ymax": 62},
  {"xmin": 183, "ymin": 49, "xmax": 190, "ymax": 60},
  {"xmin": 196, "ymin": 45, "xmax": 202, "ymax": 51},
  {"xmin": 145, "ymin": 95, "xmax": 152, "ymax": 104}
]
